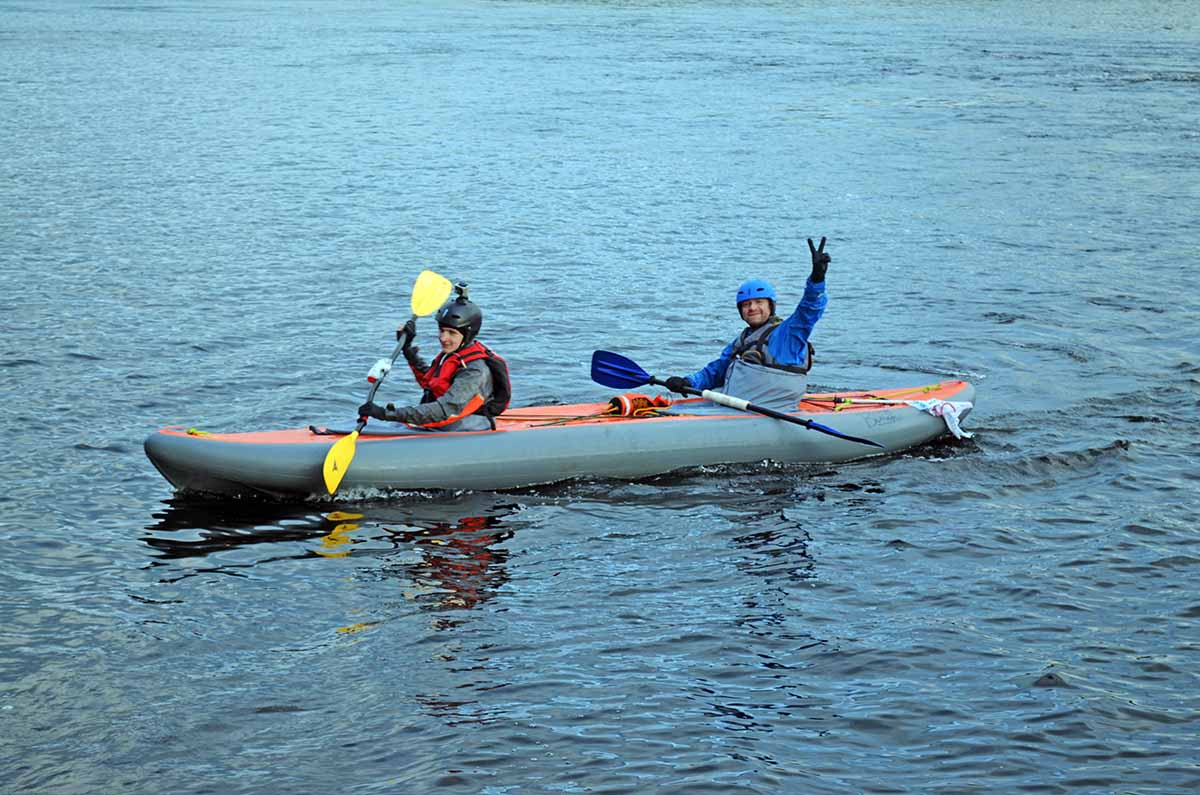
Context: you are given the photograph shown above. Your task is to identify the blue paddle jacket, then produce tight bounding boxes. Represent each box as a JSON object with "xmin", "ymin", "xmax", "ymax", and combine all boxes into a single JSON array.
[{"xmin": 685, "ymin": 277, "xmax": 828, "ymax": 391}]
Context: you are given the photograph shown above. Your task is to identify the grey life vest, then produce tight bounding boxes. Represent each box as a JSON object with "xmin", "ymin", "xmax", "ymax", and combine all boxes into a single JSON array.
[{"xmin": 721, "ymin": 318, "xmax": 814, "ymax": 411}]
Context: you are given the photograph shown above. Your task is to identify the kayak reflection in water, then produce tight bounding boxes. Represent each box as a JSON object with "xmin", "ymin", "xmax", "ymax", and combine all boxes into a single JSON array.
[
  {"xmin": 662, "ymin": 237, "xmax": 832, "ymax": 412},
  {"xmin": 358, "ymin": 283, "xmax": 512, "ymax": 432}
]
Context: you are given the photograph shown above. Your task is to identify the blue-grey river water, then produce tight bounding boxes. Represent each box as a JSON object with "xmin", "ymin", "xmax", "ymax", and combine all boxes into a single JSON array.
[{"xmin": 2, "ymin": 1, "xmax": 1199, "ymax": 792}]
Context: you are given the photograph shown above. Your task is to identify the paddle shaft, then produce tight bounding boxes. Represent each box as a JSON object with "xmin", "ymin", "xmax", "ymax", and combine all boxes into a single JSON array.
[
  {"xmin": 588, "ymin": 350, "xmax": 883, "ymax": 449},
  {"xmin": 650, "ymin": 376, "xmax": 882, "ymax": 447},
  {"xmin": 353, "ymin": 314, "xmax": 416, "ymax": 432},
  {"xmin": 324, "ymin": 270, "xmax": 454, "ymax": 495},
  {"xmin": 651, "ymin": 377, "xmax": 808, "ymax": 426}
]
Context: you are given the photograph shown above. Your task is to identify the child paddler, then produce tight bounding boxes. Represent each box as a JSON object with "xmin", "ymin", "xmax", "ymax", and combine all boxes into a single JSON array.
[{"xmin": 359, "ymin": 284, "xmax": 511, "ymax": 431}]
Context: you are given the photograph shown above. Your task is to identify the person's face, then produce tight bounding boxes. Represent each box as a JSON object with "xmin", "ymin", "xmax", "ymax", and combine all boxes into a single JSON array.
[
  {"xmin": 739, "ymin": 298, "xmax": 772, "ymax": 328},
  {"xmin": 439, "ymin": 326, "xmax": 465, "ymax": 353}
]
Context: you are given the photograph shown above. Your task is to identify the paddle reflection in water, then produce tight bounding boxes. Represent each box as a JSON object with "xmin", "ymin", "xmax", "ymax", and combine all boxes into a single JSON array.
[
  {"xmin": 141, "ymin": 493, "xmax": 521, "ymax": 614},
  {"xmin": 141, "ymin": 496, "xmax": 340, "ymax": 574}
]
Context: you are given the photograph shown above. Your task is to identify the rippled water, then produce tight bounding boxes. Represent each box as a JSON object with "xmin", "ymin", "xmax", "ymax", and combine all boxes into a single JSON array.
[{"xmin": 3, "ymin": 1, "xmax": 1199, "ymax": 792}]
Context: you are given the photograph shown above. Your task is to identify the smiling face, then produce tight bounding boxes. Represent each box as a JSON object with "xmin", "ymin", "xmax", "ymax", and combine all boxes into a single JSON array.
[
  {"xmin": 439, "ymin": 326, "xmax": 465, "ymax": 353},
  {"xmin": 738, "ymin": 297, "xmax": 772, "ymax": 328}
]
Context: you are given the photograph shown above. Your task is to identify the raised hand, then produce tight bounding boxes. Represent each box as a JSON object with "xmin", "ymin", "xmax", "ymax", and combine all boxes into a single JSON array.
[
  {"xmin": 808, "ymin": 237, "xmax": 830, "ymax": 283},
  {"xmin": 396, "ymin": 318, "xmax": 417, "ymax": 347}
]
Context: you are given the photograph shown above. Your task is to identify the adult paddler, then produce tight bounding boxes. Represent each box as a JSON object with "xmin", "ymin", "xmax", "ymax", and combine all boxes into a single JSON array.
[{"xmin": 662, "ymin": 237, "xmax": 831, "ymax": 410}]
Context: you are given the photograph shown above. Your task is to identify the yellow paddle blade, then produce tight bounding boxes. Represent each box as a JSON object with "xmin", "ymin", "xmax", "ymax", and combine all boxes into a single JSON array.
[
  {"xmin": 322, "ymin": 430, "xmax": 360, "ymax": 495},
  {"xmin": 411, "ymin": 270, "xmax": 453, "ymax": 317}
]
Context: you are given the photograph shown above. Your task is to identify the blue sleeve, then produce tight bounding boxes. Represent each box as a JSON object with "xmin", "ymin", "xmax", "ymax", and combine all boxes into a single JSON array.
[
  {"xmin": 685, "ymin": 339, "xmax": 737, "ymax": 391},
  {"xmin": 766, "ymin": 278, "xmax": 827, "ymax": 365}
]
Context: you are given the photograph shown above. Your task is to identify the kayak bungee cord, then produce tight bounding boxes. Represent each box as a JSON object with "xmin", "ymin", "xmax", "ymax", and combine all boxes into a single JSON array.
[{"xmin": 800, "ymin": 384, "xmax": 947, "ymax": 411}]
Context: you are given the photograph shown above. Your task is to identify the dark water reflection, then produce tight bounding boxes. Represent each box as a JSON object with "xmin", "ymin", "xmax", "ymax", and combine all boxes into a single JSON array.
[{"xmin": 143, "ymin": 494, "xmax": 521, "ymax": 616}]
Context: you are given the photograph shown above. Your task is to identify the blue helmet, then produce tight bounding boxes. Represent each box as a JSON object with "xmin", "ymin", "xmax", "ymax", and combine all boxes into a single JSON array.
[{"xmin": 735, "ymin": 279, "xmax": 776, "ymax": 306}]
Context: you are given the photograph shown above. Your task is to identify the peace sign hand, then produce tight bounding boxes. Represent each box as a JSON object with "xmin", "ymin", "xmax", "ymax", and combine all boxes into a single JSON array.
[{"xmin": 808, "ymin": 237, "xmax": 830, "ymax": 283}]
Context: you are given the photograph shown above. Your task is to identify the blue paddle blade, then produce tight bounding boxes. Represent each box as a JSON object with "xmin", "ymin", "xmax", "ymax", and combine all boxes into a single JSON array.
[
  {"xmin": 591, "ymin": 350, "xmax": 652, "ymax": 389},
  {"xmin": 804, "ymin": 419, "xmax": 885, "ymax": 449}
]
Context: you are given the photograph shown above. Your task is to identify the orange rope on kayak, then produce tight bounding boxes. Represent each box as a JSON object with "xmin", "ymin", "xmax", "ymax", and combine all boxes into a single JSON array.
[
  {"xmin": 603, "ymin": 392, "xmax": 673, "ymax": 418},
  {"xmin": 494, "ymin": 393, "xmax": 675, "ymax": 428}
]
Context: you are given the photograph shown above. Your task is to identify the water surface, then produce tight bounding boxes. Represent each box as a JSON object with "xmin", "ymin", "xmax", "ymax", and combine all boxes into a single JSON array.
[{"xmin": 2, "ymin": 1, "xmax": 1198, "ymax": 792}]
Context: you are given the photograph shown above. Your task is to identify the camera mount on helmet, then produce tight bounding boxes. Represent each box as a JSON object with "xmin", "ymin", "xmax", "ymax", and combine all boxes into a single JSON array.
[{"xmin": 436, "ymin": 281, "xmax": 483, "ymax": 343}]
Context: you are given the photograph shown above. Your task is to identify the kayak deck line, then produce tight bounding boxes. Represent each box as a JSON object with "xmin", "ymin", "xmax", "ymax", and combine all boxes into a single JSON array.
[
  {"xmin": 169, "ymin": 380, "xmax": 971, "ymax": 445},
  {"xmin": 798, "ymin": 383, "xmax": 951, "ymax": 408}
]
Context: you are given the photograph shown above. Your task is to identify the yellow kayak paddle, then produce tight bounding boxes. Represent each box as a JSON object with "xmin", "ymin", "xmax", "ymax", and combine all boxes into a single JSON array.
[{"xmin": 322, "ymin": 269, "xmax": 453, "ymax": 495}]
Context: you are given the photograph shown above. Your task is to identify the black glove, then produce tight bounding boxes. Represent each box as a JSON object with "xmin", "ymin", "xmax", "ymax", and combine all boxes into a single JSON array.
[
  {"xmin": 808, "ymin": 236, "xmax": 830, "ymax": 283},
  {"xmin": 357, "ymin": 401, "xmax": 388, "ymax": 420},
  {"xmin": 664, "ymin": 376, "xmax": 692, "ymax": 395},
  {"xmin": 396, "ymin": 318, "xmax": 417, "ymax": 348}
]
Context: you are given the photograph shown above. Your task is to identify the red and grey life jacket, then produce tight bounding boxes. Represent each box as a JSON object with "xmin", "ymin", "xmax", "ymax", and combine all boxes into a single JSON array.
[{"xmin": 415, "ymin": 341, "xmax": 512, "ymax": 417}]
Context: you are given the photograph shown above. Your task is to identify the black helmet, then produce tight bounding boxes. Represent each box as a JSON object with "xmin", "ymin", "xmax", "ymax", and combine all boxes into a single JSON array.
[{"xmin": 436, "ymin": 297, "xmax": 483, "ymax": 344}]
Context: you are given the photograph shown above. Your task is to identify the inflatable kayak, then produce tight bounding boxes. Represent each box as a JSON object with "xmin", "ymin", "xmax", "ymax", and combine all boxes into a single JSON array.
[{"xmin": 143, "ymin": 380, "xmax": 976, "ymax": 499}]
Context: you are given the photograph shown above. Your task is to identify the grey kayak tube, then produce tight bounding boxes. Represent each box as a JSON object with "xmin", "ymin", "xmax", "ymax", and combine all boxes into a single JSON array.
[{"xmin": 144, "ymin": 381, "xmax": 976, "ymax": 498}]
